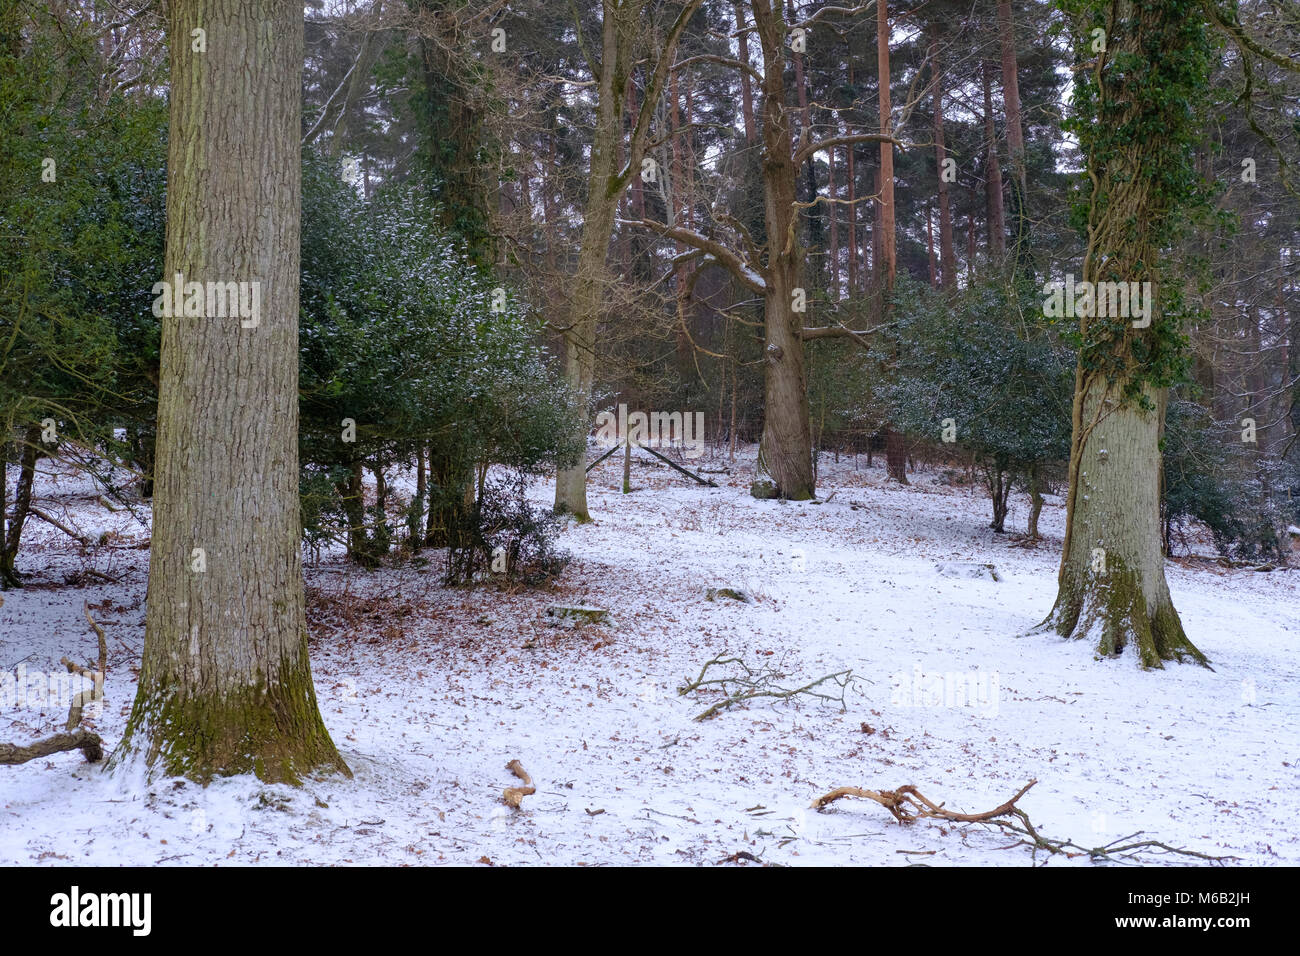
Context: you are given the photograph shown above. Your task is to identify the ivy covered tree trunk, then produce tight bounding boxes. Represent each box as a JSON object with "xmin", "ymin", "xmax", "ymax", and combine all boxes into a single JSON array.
[
  {"xmin": 110, "ymin": 0, "xmax": 349, "ymax": 781},
  {"xmin": 1041, "ymin": 0, "xmax": 1211, "ymax": 669}
]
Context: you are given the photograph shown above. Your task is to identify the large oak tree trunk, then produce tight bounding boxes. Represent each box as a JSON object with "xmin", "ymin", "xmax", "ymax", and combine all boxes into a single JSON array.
[
  {"xmin": 110, "ymin": 0, "xmax": 348, "ymax": 782},
  {"xmin": 1041, "ymin": 0, "xmax": 1209, "ymax": 669},
  {"xmin": 1046, "ymin": 383, "xmax": 1206, "ymax": 666}
]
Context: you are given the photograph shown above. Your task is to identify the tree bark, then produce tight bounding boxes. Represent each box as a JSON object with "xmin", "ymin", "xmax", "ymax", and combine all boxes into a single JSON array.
[
  {"xmin": 996, "ymin": 0, "xmax": 1028, "ymax": 259},
  {"xmin": 110, "ymin": 0, "xmax": 348, "ymax": 782},
  {"xmin": 931, "ymin": 33, "xmax": 957, "ymax": 290},
  {"xmin": 553, "ymin": 0, "xmax": 703, "ymax": 520},
  {"xmin": 981, "ymin": 59, "xmax": 1006, "ymax": 262},
  {"xmin": 846, "ymin": 98, "xmax": 858, "ymax": 292},
  {"xmin": 0, "ymin": 425, "xmax": 40, "ymax": 587},
  {"xmin": 734, "ymin": 1, "xmax": 756, "ymax": 145},
  {"xmin": 876, "ymin": 0, "xmax": 896, "ymax": 288},
  {"xmin": 1027, "ymin": 463, "xmax": 1044, "ymax": 540},
  {"xmin": 1041, "ymin": 0, "xmax": 1209, "ymax": 668},
  {"xmin": 753, "ymin": 0, "xmax": 814, "ymax": 499}
]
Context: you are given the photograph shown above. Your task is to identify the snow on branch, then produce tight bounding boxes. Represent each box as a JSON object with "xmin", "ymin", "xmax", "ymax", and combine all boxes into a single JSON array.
[{"xmin": 619, "ymin": 218, "xmax": 767, "ymax": 294}]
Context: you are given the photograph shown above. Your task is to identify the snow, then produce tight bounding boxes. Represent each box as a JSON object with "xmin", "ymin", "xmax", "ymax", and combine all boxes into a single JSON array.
[{"xmin": 2, "ymin": 448, "xmax": 1296, "ymax": 866}]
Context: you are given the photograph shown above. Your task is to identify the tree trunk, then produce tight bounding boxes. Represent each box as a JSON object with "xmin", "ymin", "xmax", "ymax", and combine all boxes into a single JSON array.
[
  {"xmin": 876, "ymin": 0, "xmax": 896, "ymax": 288},
  {"xmin": 925, "ymin": 204, "xmax": 937, "ymax": 288},
  {"xmin": 553, "ymin": 9, "xmax": 626, "ymax": 522},
  {"xmin": 885, "ymin": 427, "xmax": 908, "ymax": 484},
  {"xmin": 1046, "ymin": 383, "xmax": 1206, "ymax": 666},
  {"xmin": 846, "ymin": 104, "xmax": 858, "ymax": 292},
  {"xmin": 996, "ymin": 0, "xmax": 1028, "ymax": 260},
  {"xmin": 1, "ymin": 425, "xmax": 40, "ymax": 588},
  {"xmin": 753, "ymin": 0, "xmax": 814, "ymax": 500},
  {"xmin": 986, "ymin": 462, "xmax": 1010, "ymax": 532},
  {"xmin": 981, "ymin": 59, "xmax": 1006, "ymax": 262},
  {"xmin": 554, "ymin": 0, "xmax": 701, "ymax": 519},
  {"xmin": 931, "ymin": 32, "xmax": 957, "ymax": 290},
  {"xmin": 340, "ymin": 459, "xmax": 379, "ymax": 567},
  {"xmin": 1026, "ymin": 463, "xmax": 1044, "ymax": 540},
  {"xmin": 1041, "ymin": 0, "xmax": 1209, "ymax": 669},
  {"xmin": 111, "ymin": 0, "xmax": 348, "ymax": 782},
  {"xmin": 828, "ymin": 142, "xmax": 839, "ymax": 298},
  {"xmin": 410, "ymin": 445, "xmax": 426, "ymax": 548},
  {"xmin": 734, "ymin": 1, "xmax": 756, "ymax": 145}
]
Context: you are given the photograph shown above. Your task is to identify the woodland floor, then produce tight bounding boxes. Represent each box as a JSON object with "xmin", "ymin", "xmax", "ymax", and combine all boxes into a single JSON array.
[{"xmin": 1, "ymin": 446, "xmax": 1296, "ymax": 866}]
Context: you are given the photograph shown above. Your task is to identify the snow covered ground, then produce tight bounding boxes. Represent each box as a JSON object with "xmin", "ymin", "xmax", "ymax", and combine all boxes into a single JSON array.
[{"xmin": 2, "ymin": 447, "xmax": 1296, "ymax": 866}]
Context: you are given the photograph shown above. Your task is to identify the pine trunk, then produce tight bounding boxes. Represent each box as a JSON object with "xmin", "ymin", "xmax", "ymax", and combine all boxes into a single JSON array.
[
  {"xmin": 981, "ymin": 60, "xmax": 1006, "ymax": 262},
  {"xmin": 876, "ymin": 0, "xmax": 896, "ymax": 288},
  {"xmin": 996, "ymin": 0, "xmax": 1028, "ymax": 256}
]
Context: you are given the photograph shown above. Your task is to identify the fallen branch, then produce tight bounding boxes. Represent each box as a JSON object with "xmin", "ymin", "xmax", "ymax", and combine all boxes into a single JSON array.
[
  {"xmin": 812, "ymin": 779, "xmax": 1037, "ymax": 824},
  {"xmin": 0, "ymin": 602, "xmax": 107, "ymax": 766},
  {"xmin": 0, "ymin": 730, "xmax": 103, "ymax": 765},
  {"xmin": 982, "ymin": 808, "xmax": 1237, "ymax": 865},
  {"xmin": 28, "ymin": 507, "xmax": 93, "ymax": 546},
  {"xmin": 679, "ymin": 652, "xmax": 855, "ymax": 721},
  {"xmin": 502, "ymin": 759, "xmax": 535, "ymax": 809},
  {"xmin": 811, "ymin": 778, "xmax": 1234, "ymax": 864}
]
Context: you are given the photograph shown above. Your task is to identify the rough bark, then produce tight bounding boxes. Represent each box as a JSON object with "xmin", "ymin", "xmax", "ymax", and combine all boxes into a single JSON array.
[
  {"xmin": 1045, "ymin": 383, "xmax": 1207, "ymax": 667},
  {"xmin": 1040, "ymin": 0, "xmax": 1209, "ymax": 669},
  {"xmin": 109, "ymin": 0, "xmax": 348, "ymax": 782}
]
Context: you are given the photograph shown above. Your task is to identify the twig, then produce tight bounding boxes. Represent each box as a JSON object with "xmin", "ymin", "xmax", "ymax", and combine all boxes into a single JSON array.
[
  {"xmin": 678, "ymin": 652, "xmax": 854, "ymax": 721},
  {"xmin": 981, "ymin": 808, "xmax": 1237, "ymax": 865}
]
